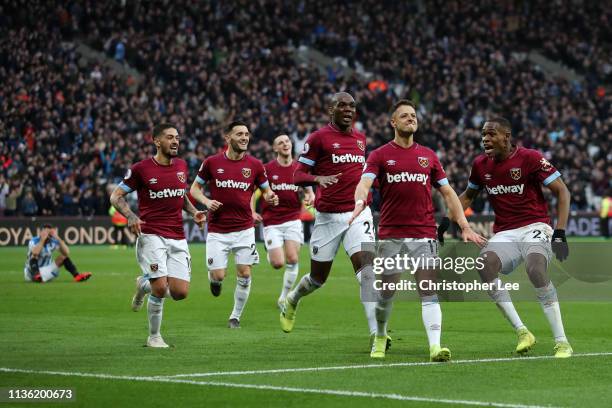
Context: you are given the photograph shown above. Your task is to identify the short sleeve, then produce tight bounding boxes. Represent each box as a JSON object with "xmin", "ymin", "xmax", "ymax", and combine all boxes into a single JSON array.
[
  {"xmin": 195, "ymin": 160, "xmax": 210, "ymax": 185},
  {"xmin": 529, "ymin": 151, "xmax": 561, "ymax": 186},
  {"xmin": 362, "ymin": 149, "xmax": 381, "ymax": 180},
  {"xmin": 120, "ymin": 164, "xmax": 142, "ymax": 193},
  {"xmin": 297, "ymin": 132, "xmax": 322, "ymax": 167},
  {"xmin": 468, "ymin": 161, "xmax": 482, "ymax": 190},
  {"xmin": 431, "ymin": 154, "xmax": 449, "ymax": 189},
  {"xmin": 255, "ymin": 160, "xmax": 269, "ymax": 189}
]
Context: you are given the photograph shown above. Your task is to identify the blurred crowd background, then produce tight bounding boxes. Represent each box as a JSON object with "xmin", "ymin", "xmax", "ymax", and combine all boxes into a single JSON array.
[{"xmin": 1, "ymin": 0, "xmax": 610, "ymax": 217}]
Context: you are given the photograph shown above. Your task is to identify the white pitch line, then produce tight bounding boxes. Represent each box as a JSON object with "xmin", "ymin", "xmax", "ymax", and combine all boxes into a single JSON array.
[
  {"xmin": 159, "ymin": 352, "xmax": 612, "ymax": 378},
  {"xmin": 0, "ymin": 367, "xmax": 556, "ymax": 408}
]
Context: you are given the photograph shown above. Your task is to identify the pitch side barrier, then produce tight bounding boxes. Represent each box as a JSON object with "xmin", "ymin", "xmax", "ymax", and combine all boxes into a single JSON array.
[{"xmin": 0, "ymin": 213, "xmax": 609, "ymax": 247}]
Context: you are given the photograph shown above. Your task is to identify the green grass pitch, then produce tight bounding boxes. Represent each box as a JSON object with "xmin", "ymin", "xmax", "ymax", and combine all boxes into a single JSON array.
[{"xmin": 1, "ymin": 241, "xmax": 611, "ymax": 407}]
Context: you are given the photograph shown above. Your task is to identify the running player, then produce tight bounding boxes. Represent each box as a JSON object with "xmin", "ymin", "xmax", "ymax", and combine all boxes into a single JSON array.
[
  {"xmin": 110, "ymin": 123, "xmax": 206, "ymax": 348},
  {"xmin": 190, "ymin": 120, "xmax": 279, "ymax": 329},
  {"xmin": 279, "ymin": 92, "xmax": 382, "ymax": 349},
  {"xmin": 252, "ymin": 134, "xmax": 314, "ymax": 308},
  {"xmin": 352, "ymin": 100, "xmax": 486, "ymax": 360},
  {"xmin": 450, "ymin": 117, "xmax": 573, "ymax": 358}
]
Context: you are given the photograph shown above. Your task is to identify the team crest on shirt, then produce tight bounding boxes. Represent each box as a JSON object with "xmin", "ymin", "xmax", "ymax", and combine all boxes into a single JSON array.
[
  {"xmin": 150, "ymin": 264, "xmax": 158, "ymax": 272},
  {"xmin": 242, "ymin": 168, "xmax": 252, "ymax": 178},
  {"xmin": 417, "ymin": 157, "xmax": 429, "ymax": 168},
  {"xmin": 540, "ymin": 158, "xmax": 552, "ymax": 171},
  {"xmin": 356, "ymin": 141, "xmax": 365, "ymax": 151},
  {"xmin": 177, "ymin": 172, "xmax": 186, "ymax": 183},
  {"xmin": 509, "ymin": 168, "xmax": 521, "ymax": 180}
]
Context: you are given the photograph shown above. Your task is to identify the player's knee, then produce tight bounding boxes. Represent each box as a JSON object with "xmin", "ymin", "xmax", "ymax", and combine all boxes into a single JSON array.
[
  {"xmin": 270, "ymin": 259, "xmax": 285, "ymax": 269},
  {"xmin": 55, "ymin": 255, "xmax": 66, "ymax": 266},
  {"xmin": 481, "ymin": 252, "xmax": 501, "ymax": 277},
  {"xmin": 286, "ymin": 254, "xmax": 299, "ymax": 265},
  {"xmin": 170, "ymin": 290, "xmax": 188, "ymax": 301}
]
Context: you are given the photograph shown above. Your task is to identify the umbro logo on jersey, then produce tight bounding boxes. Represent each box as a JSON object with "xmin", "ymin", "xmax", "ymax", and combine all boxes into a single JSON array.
[
  {"xmin": 148, "ymin": 178, "xmax": 158, "ymax": 184},
  {"xmin": 217, "ymin": 169, "xmax": 224, "ymax": 174},
  {"xmin": 332, "ymin": 153, "xmax": 365, "ymax": 164},
  {"xmin": 272, "ymin": 175, "xmax": 279, "ymax": 180},
  {"xmin": 386, "ymin": 160, "xmax": 396, "ymax": 166},
  {"xmin": 149, "ymin": 188, "xmax": 186, "ymax": 199},
  {"xmin": 484, "ymin": 174, "xmax": 492, "ymax": 180},
  {"xmin": 332, "ymin": 143, "xmax": 341, "ymax": 149},
  {"xmin": 386, "ymin": 172, "xmax": 429, "ymax": 185},
  {"xmin": 418, "ymin": 157, "xmax": 429, "ymax": 168},
  {"xmin": 215, "ymin": 179, "xmax": 250, "ymax": 191},
  {"xmin": 486, "ymin": 184, "xmax": 525, "ymax": 195}
]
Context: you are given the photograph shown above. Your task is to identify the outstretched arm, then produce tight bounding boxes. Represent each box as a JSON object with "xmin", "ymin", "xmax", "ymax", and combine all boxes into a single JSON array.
[
  {"xmin": 547, "ymin": 178, "xmax": 570, "ymax": 231},
  {"xmin": 439, "ymin": 184, "xmax": 486, "ymax": 246},
  {"xmin": 293, "ymin": 162, "xmax": 341, "ymax": 188}
]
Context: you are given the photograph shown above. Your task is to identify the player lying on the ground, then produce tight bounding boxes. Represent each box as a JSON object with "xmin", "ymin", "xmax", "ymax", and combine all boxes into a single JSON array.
[
  {"xmin": 111, "ymin": 123, "xmax": 206, "ymax": 348},
  {"xmin": 191, "ymin": 120, "xmax": 278, "ymax": 329},
  {"xmin": 251, "ymin": 134, "xmax": 315, "ymax": 309},
  {"xmin": 25, "ymin": 223, "xmax": 92, "ymax": 283},
  {"xmin": 446, "ymin": 116, "xmax": 573, "ymax": 358},
  {"xmin": 352, "ymin": 100, "xmax": 486, "ymax": 361}
]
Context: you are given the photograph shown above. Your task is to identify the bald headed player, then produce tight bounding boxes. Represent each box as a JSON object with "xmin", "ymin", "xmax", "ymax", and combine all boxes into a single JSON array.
[
  {"xmin": 253, "ymin": 134, "xmax": 315, "ymax": 308},
  {"xmin": 451, "ymin": 117, "xmax": 573, "ymax": 358},
  {"xmin": 111, "ymin": 123, "xmax": 206, "ymax": 348},
  {"xmin": 190, "ymin": 120, "xmax": 278, "ymax": 329},
  {"xmin": 352, "ymin": 100, "xmax": 486, "ymax": 360},
  {"xmin": 280, "ymin": 92, "xmax": 381, "ymax": 349}
]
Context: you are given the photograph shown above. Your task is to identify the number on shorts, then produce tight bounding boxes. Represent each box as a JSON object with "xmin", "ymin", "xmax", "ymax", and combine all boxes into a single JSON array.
[
  {"xmin": 250, "ymin": 243, "xmax": 257, "ymax": 256},
  {"xmin": 363, "ymin": 221, "xmax": 371, "ymax": 235},
  {"xmin": 532, "ymin": 230, "xmax": 548, "ymax": 242}
]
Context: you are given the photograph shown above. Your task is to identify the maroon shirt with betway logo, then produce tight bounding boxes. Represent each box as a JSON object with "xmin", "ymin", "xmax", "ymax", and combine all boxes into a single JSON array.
[
  {"xmin": 196, "ymin": 152, "xmax": 268, "ymax": 233},
  {"xmin": 468, "ymin": 146, "xmax": 561, "ymax": 233},
  {"xmin": 298, "ymin": 123, "xmax": 367, "ymax": 213},
  {"xmin": 261, "ymin": 159, "xmax": 301, "ymax": 226},
  {"xmin": 363, "ymin": 141, "xmax": 448, "ymax": 239},
  {"xmin": 120, "ymin": 157, "xmax": 188, "ymax": 240}
]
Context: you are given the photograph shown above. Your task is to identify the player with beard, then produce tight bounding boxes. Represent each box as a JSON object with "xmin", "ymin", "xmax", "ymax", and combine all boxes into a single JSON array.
[
  {"xmin": 190, "ymin": 120, "xmax": 279, "ymax": 328},
  {"xmin": 111, "ymin": 123, "xmax": 206, "ymax": 348},
  {"xmin": 352, "ymin": 100, "xmax": 486, "ymax": 360}
]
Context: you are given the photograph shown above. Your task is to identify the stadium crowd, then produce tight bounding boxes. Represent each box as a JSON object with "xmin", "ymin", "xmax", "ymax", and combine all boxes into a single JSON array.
[{"xmin": 0, "ymin": 0, "xmax": 609, "ymax": 217}]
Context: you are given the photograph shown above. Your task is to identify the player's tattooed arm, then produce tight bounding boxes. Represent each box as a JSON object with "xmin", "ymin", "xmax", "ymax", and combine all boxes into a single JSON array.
[{"xmin": 110, "ymin": 187, "xmax": 145, "ymax": 236}]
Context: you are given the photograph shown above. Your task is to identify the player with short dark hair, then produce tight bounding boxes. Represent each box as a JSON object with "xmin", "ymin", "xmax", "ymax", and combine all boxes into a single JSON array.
[
  {"xmin": 352, "ymin": 100, "xmax": 486, "ymax": 360},
  {"xmin": 252, "ymin": 134, "xmax": 315, "ymax": 308},
  {"xmin": 190, "ymin": 121, "xmax": 278, "ymax": 329},
  {"xmin": 449, "ymin": 117, "xmax": 573, "ymax": 358},
  {"xmin": 110, "ymin": 124, "xmax": 206, "ymax": 348},
  {"xmin": 24, "ymin": 223, "xmax": 92, "ymax": 283},
  {"xmin": 279, "ymin": 92, "xmax": 382, "ymax": 349}
]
